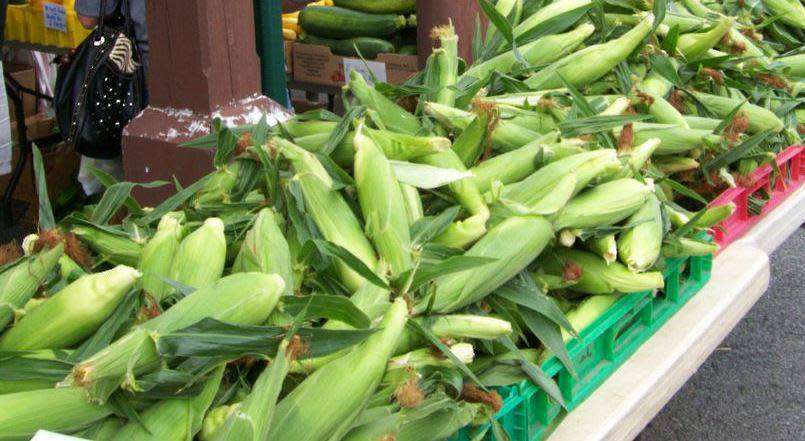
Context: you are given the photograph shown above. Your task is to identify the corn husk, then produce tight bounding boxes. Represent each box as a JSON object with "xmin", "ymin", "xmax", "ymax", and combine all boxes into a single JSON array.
[
  {"xmin": 0, "ymin": 265, "xmax": 140, "ymax": 351},
  {"xmin": 0, "ymin": 387, "xmax": 112, "ymax": 440},
  {"xmin": 232, "ymin": 208, "xmax": 294, "ymax": 296},
  {"xmin": 540, "ymin": 248, "xmax": 664, "ymax": 294},
  {"xmin": 68, "ymin": 272, "xmax": 285, "ymax": 403},
  {"xmin": 277, "ymin": 138, "xmax": 378, "ymax": 291},
  {"xmin": 71, "ymin": 225, "xmax": 142, "ymax": 267},
  {"xmin": 0, "ymin": 243, "xmax": 63, "ymax": 330},
  {"xmin": 354, "ymin": 123, "xmax": 414, "ymax": 277},
  {"xmin": 266, "ymin": 297, "xmax": 409, "ymax": 441},
  {"xmin": 139, "ymin": 215, "xmax": 183, "ymax": 301},
  {"xmin": 113, "ymin": 367, "xmax": 224, "ymax": 441},
  {"xmin": 553, "ymin": 178, "xmax": 654, "ymax": 231},
  {"xmin": 169, "ymin": 217, "xmax": 227, "ymax": 290},
  {"xmin": 428, "ymin": 215, "xmax": 553, "ymax": 313},
  {"xmin": 617, "ymin": 195, "xmax": 664, "ymax": 272}
]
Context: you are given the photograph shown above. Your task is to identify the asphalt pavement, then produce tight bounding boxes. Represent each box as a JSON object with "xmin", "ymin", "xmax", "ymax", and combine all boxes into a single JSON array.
[{"xmin": 638, "ymin": 228, "xmax": 805, "ymax": 441}]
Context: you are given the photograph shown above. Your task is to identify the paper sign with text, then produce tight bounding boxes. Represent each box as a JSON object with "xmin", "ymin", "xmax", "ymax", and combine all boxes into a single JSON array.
[
  {"xmin": 43, "ymin": 3, "xmax": 68, "ymax": 33},
  {"xmin": 342, "ymin": 58, "xmax": 387, "ymax": 86}
]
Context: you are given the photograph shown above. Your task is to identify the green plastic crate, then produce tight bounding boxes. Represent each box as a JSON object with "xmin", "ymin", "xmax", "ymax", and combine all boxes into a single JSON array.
[{"xmin": 450, "ymin": 245, "xmax": 713, "ymax": 441}]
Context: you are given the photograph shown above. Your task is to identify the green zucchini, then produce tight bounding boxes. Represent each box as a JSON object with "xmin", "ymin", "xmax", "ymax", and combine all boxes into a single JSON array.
[
  {"xmin": 398, "ymin": 45, "xmax": 418, "ymax": 56},
  {"xmin": 333, "ymin": 0, "xmax": 416, "ymax": 14},
  {"xmin": 300, "ymin": 34, "xmax": 396, "ymax": 58},
  {"xmin": 299, "ymin": 5, "xmax": 407, "ymax": 39}
]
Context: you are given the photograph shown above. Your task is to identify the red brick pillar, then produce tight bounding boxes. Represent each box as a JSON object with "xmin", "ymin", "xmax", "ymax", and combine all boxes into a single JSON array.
[
  {"xmin": 122, "ymin": 0, "xmax": 291, "ymax": 205},
  {"xmin": 416, "ymin": 0, "xmax": 487, "ymax": 68}
]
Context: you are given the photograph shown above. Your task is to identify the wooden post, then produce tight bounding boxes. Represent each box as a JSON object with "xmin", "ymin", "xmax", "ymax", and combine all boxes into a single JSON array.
[
  {"xmin": 254, "ymin": 0, "xmax": 289, "ymax": 106},
  {"xmin": 122, "ymin": 0, "xmax": 291, "ymax": 205}
]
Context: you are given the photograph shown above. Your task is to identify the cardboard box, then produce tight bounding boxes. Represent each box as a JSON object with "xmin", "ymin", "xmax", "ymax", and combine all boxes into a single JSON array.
[
  {"xmin": 293, "ymin": 42, "xmax": 418, "ymax": 87},
  {"xmin": 10, "ymin": 114, "xmax": 58, "ymax": 144},
  {"xmin": 284, "ymin": 40, "xmax": 294, "ymax": 75},
  {"xmin": 5, "ymin": 64, "xmax": 38, "ymax": 123},
  {"xmin": 0, "ymin": 141, "xmax": 80, "ymax": 221}
]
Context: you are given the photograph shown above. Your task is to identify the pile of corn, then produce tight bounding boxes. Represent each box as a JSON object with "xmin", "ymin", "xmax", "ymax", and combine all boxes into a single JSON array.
[
  {"xmin": 283, "ymin": 0, "xmax": 334, "ymax": 41},
  {"xmin": 1, "ymin": 0, "xmax": 801, "ymax": 440}
]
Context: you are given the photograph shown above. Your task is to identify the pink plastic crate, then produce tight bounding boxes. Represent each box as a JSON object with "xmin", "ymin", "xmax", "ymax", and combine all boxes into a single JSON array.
[{"xmin": 709, "ymin": 145, "xmax": 804, "ymax": 250}]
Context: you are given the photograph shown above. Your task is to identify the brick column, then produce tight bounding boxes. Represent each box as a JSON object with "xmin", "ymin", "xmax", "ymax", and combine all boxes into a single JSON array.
[
  {"xmin": 123, "ymin": 0, "xmax": 291, "ymax": 205},
  {"xmin": 416, "ymin": 0, "xmax": 486, "ymax": 68}
]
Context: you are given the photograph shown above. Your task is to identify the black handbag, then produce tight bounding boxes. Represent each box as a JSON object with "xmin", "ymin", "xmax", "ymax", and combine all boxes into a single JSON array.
[{"xmin": 54, "ymin": 0, "xmax": 147, "ymax": 159}]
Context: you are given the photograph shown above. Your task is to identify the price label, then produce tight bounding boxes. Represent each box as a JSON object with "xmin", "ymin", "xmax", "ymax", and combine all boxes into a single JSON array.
[
  {"xmin": 43, "ymin": 3, "xmax": 68, "ymax": 33},
  {"xmin": 342, "ymin": 58, "xmax": 387, "ymax": 86}
]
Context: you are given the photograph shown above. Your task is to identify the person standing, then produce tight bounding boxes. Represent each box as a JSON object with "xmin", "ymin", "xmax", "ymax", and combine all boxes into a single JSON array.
[
  {"xmin": 76, "ymin": 0, "xmax": 150, "ymax": 66},
  {"xmin": 72, "ymin": 0, "xmax": 150, "ymax": 196}
]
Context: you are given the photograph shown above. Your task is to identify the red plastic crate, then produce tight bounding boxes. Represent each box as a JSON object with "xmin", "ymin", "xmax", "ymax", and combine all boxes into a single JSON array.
[{"xmin": 709, "ymin": 145, "xmax": 804, "ymax": 250}]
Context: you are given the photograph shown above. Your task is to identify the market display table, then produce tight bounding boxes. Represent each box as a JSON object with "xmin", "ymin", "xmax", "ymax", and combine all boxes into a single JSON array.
[{"xmin": 547, "ymin": 189, "xmax": 805, "ymax": 440}]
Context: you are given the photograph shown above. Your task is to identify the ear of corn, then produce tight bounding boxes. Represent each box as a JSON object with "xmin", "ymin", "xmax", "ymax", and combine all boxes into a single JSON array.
[
  {"xmin": 233, "ymin": 208, "xmax": 295, "ymax": 296},
  {"xmin": 553, "ymin": 178, "xmax": 654, "ymax": 231},
  {"xmin": 684, "ymin": 115, "xmax": 723, "ymax": 130},
  {"xmin": 502, "ymin": 150, "xmax": 620, "ymax": 207},
  {"xmin": 663, "ymin": 237, "xmax": 720, "ymax": 257},
  {"xmin": 620, "ymin": 138, "xmax": 663, "ymax": 176},
  {"xmin": 431, "ymin": 214, "xmax": 490, "ymax": 249},
  {"xmin": 366, "ymin": 127, "xmax": 452, "ymax": 160},
  {"xmin": 419, "ymin": 149, "xmax": 489, "ymax": 219},
  {"xmin": 349, "ymin": 70, "xmax": 421, "ymax": 135},
  {"xmin": 675, "ymin": 17, "xmax": 734, "ymax": 59},
  {"xmin": 692, "ymin": 92, "xmax": 785, "ymax": 133},
  {"xmin": 113, "ymin": 366, "xmax": 224, "ymax": 441},
  {"xmin": 514, "ymin": 0, "xmax": 593, "ymax": 39},
  {"xmin": 395, "ymin": 314, "xmax": 513, "ymax": 354},
  {"xmin": 583, "ymin": 234, "xmax": 618, "ymax": 265},
  {"xmin": 427, "ymin": 215, "xmax": 553, "ymax": 313},
  {"xmin": 77, "ymin": 417, "xmax": 124, "ymax": 441},
  {"xmin": 399, "ymin": 183, "xmax": 424, "ymax": 226},
  {"xmin": 266, "ymin": 297, "xmax": 409, "ymax": 441},
  {"xmin": 615, "ymin": 123, "xmax": 722, "ymax": 155},
  {"xmin": 354, "ymin": 123, "xmax": 414, "ymax": 277},
  {"xmin": 210, "ymin": 333, "xmax": 295, "ymax": 441},
  {"xmin": 0, "ymin": 387, "xmax": 112, "ymax": 439},
  {"xmin": 433, "ymin": 23, "xmax": 459, "ymax": 107},
  {"xmin": 469, "ymin": 133, "xmax": 557, "ymax": 193},
  {"xmin": 617, "ymin": 195, "xmax": 664, "ymax": 272},
  {"xmin": 202, "ymin": 405, "xmax": 239, "ymax": 441},
  {"xmin": 169, "ymin": 217, "xmax": 227, "ymax": 291},
  {"xmin": 452, "ymin": 112, "xmax": 491, "ymax": 168},
  {"xmin": 692, "ymin": 203, "xmax": 737, "ymax": 228},
  {"xmin": 295, "ymin": 129, "xmax": 450, "ymax": 165},
  {"xmin": 560, "ymin": 294, "xmax": 621, "ymax": 341},
  {"xmin": 0, "ymin": 243, "xmax": 63, "ymax": 330},
  {"xmin": 424, "ymin": 102, "xmax": 540, "ymax": 152},
  {"xmin": 193, "ymin": 161, "xmax": 242, "ymax": 207},
  {"xmin": 278, "ymin": 138, "xmax": 378, "ymax": 291},
  {"xmin": 59, "ymin": 254, "xmax": 87, "ymax": 282},
  {"xmin": 0, "ymin": 265, "xmax": 140, "ymax": 351},
  {"xmin": 524, "ymin": 13, "xmax": 654, "ymax": 90},
  {"xmin": 68, "ymin": 273, "xmax": 285, "ymax": 402},
  {"xmin": 775, "ymin": 53, "xmax": 805, "ymax": 77},
  {"xmin": 71, "ymin": 225, "xmax": 143, "ymax": 267},
  {"xmin": 637, "ymin": 71, "xmax": 689, "ymax": 128},
  {"xmin": 139, "ymin": 215, "xmax": 183, "ymax": 302},
  {"xmin": 462, "ymin": 23, "xmax": 595, "ymax": 84},
  {"xmin": 761, "ymin": 0, "xmax": 805, "ymax": 29},
  {"xmin": 541, "ymin": 248, "xmax": 665, "ymax": 294},
  {"xmin": 654, "ymin": 156, "xmax": 701, "ymax": 174},
  {"xmin": 389, "ymin": 342, "xmax": 475, "ymax": 370}
]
